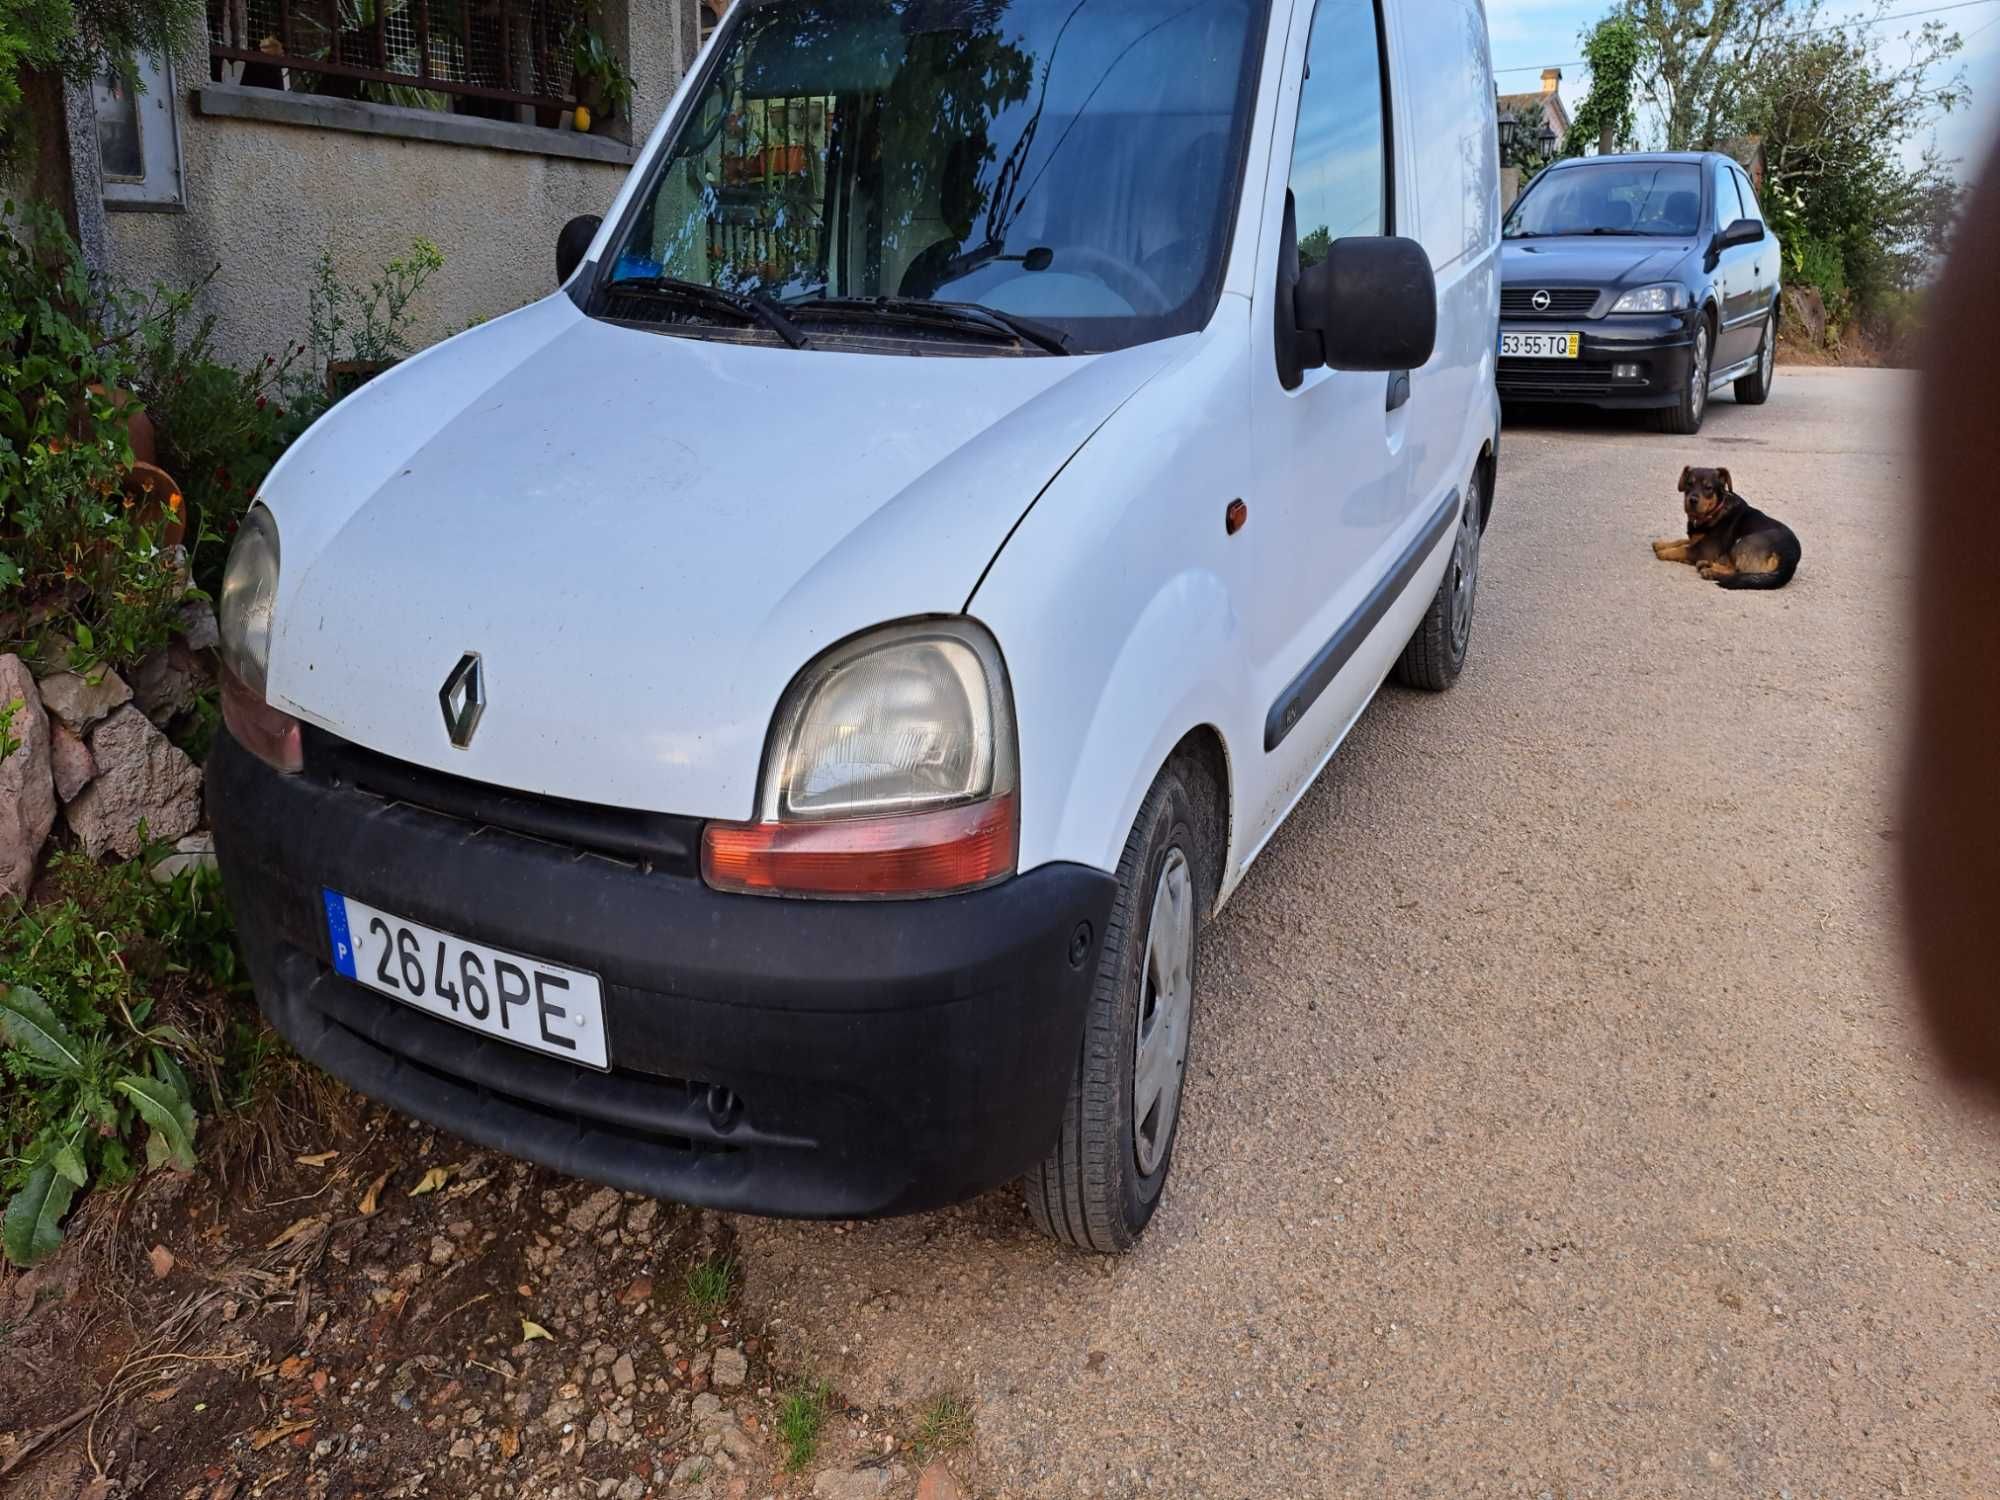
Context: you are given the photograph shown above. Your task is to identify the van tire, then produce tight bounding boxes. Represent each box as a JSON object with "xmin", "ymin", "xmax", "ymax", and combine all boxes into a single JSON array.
[
  {"xmin": 1393, "ymin": 469, "xmax": 1483, "ymax": 692},
  {"xmin": 1026, "ymin": 754, "xmax": 1212, "ymax": 1252}
]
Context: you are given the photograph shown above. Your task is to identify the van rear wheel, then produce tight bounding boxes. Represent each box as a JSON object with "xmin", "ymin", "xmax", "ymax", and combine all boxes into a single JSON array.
[
  {"xmin": 1393, "ymin": 468, "xmax": 1483, "ymax": 692},
  {"xmin": 1026, "ymin": 754, "xmax": 1213, "ymax": 1252}
]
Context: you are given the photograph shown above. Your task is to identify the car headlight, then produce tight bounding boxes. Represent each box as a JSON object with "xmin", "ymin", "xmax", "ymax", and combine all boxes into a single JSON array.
[
  {"xmin": 1609, "ymin": 284, "xmax": 1689, "ymax": 314},
  {"xmin": 703, "ymin": 619, "xmax": 1019, "ymax": 897},
  {"xmin": 218, "ymin": 504, "xmax": 280, "ymax": 695}
]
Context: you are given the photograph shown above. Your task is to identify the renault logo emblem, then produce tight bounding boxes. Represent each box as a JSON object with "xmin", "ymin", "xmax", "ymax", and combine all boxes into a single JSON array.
[
  {"xmin": 439, "ymin": 652, "xmax": 485, "ymax": 749},
  {"xmin": 1531, "ymin": 289, "xmax": 1552, "ymax": 312}
]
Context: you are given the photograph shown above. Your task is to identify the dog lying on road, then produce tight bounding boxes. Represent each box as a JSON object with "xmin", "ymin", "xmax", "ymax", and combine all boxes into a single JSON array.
[{"xmin": 1652, "ymin": 465, "xmax": 1801, "ymax": 590}]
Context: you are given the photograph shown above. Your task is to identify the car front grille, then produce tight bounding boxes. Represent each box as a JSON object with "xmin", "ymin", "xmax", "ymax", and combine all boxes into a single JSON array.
[
  {"xmin": 1501, "ymin": 287, "xmax": 1601, "ymax": 317},
  {"xmin": 1496, "ymin": 365, "xmax": 1617, "ymax": 396}
]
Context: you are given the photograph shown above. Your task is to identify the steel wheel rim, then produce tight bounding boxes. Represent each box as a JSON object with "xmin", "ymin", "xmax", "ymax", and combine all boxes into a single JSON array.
[
  {"xmin": 1450, "ymin": 480, "xmax": 1481, "ymax": 654},
  {"xmin": 1761, "ymin": 316, "xmax": 1775, "ymax": 386},
  {"xmin": 1690, "ymin": 326, "xmax": 1709, "ymax": 419},
  {"xmin": 1132, "ymin": 846, "xmax": 1194, "ymax": 1176}
]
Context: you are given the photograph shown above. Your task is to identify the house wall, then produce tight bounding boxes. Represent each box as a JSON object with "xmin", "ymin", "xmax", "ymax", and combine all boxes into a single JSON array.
[{"xmin": 105, "ymin": 0, "xmax": 697, "ymax": 369}]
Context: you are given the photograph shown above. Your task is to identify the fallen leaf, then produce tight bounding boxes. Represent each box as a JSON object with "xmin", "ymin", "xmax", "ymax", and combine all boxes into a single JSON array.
[
  {"xmin": 442, "ymin": 1174, "xmax": 492, "ymax": 1200},
  {"xmin": 148, "ymin": 1244, "xmax": 176, "ymax": 1279},
  {"xmin": 249, "ymin": 1417, "xmax": 316, "ymax": 1450},
  {"xmin": 358, "ymin": 1170, "xmax": 391, "ymax": 1216},
  {"xmin": 295, "ymin": 1150, "xmax": 339, "ymax": 1167},
  {"xmin": 408, "ymin": 1166, "xmax": 453, "ymax": 1197},
  {"xmin": 278, "ymin": 1355, "xmax": 311, "ymax": 1381},
  {"xmin": 519, "ymin": 1318, "xmax": 555, "ymax": 1343},
  {"xmin": 265, "ymin": 1216, "xmax": 326, "ymax": 1252},
  {"xmin": 496, "ymin": 1427, "xmax": 521, "ymax": 1461},
  {"xmin": 143, "ymin": 1383, "xmax": 182, "ymax": 1403}
]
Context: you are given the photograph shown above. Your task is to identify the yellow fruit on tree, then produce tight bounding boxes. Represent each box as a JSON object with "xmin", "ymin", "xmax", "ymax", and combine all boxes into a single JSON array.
[{"xmin": 573, "ymin": 104, "xmax": 592, "ymax": 132}]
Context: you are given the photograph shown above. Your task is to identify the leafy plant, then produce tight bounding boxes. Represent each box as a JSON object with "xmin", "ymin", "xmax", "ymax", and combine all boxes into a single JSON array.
[
  {"xmin": 1, "ymin": 694, "xmax": 21, "ymax": 763},
  {"xmin": 1, "ymin": 851, "xmax": 245, "ymax": 1266},
  {"xmin": 911, "ymin": 1392, "xmax": 974, "ymax": 1458},
  {"xmin": 569, "ymin": 24, "xmax": 634, "ymax": 117},
  {"xmin": 301, "ymin": 239, "xmax": 447, "ymax": 373},
  {"xmin": 1, "ymin": 0, "xmax": 204, "ymax": 164},
  {"xmin": 1, "ymin": 203, "xmax": 191, "ymax": 673}
]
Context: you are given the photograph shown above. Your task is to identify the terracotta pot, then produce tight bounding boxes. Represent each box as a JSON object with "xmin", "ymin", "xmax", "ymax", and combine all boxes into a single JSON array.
[{"xmin": 122, "ymin": 461, "xmax": 187, "ymax": 550}]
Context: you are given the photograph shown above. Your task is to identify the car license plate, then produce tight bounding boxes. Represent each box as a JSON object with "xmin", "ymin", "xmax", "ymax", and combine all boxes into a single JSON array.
[
  {"xmin": 1500, "ymin": 331, "xmax": 1581, "ymax": 359},
  {"xmin": 323, "ymin": 891, "xmax": 609, "ymax": 1070}
]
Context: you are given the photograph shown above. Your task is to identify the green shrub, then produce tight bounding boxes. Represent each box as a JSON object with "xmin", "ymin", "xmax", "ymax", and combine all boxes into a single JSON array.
[
  {"xmin": 1, "ymin": 851, "xmax": 244, "ymax": 1266},
  {"xmin": 1, "ymin": 203, "xmax": 190, "ymax": 672}
]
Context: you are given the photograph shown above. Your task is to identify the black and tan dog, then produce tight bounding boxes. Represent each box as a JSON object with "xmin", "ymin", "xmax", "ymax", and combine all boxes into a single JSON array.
[{"xmin": 1651, "ymin": 466, "xmax": 1801, "ymax": 590}]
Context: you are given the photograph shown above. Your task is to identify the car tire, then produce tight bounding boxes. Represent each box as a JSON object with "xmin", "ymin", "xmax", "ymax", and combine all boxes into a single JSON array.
[
  {"xmin": 1393, "ymin": 467, "xmax": 1484, "ymax": 692},
  {"xmin": 1734, "ymin": 308, "xmax": 1777, "ymax": 405},
  {"xmin": 1657, "ymin": 315, "xmax": 1712, "ymax": 435},
  {"xmin": 1025, "ymin": 753, "xmax": 1214, "ymax": 1253}
]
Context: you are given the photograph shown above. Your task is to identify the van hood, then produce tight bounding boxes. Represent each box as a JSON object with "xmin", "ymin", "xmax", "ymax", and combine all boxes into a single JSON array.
[
  {"xmin": 1500, "ymin": 237, "xmax": 1694, "ymax": 290},
  {"xmin": 261, "ymin": 295, "xmax": 1177, "ymax": 817}
]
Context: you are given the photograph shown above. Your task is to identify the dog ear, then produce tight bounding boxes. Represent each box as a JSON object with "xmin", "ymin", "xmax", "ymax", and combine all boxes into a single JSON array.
[
  {"xmin": 1716, "ymin": 467, "xmax": 1732, "ymax": 495},
  {"xmin": 1677, "ymin": 465, "xmax": 1694, "ymax": 493}
]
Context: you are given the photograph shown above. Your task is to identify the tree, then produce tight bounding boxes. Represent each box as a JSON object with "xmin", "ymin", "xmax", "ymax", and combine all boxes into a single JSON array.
[
  {"xmin": 1729, "ymin": 8, "xmax": 1965, "ymax": 302},
  {"xmin": 1626, "ymin": 0, "xmax": 1789, "ymax": 150},
  {"xmin": 1563, "ymin": 14, "xmax": 1641, "ymax": 156}
]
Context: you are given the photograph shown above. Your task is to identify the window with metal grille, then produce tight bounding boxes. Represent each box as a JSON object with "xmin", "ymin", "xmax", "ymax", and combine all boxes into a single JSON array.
[{"xmin": 208, "ymin": 0, "xmax": 588, "ymax": 115}]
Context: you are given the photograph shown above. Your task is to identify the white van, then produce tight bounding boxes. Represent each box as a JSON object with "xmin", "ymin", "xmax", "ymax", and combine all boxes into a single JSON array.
[{"xmin": 211, "ymin": 0, "xmax": 1501, "ymax": 1251}]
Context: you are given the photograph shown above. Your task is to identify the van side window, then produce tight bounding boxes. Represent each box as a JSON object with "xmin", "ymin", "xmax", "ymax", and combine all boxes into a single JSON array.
[{"xmin": 1288, "ymin": 0, "xmax": 1389, "ymax": 267}]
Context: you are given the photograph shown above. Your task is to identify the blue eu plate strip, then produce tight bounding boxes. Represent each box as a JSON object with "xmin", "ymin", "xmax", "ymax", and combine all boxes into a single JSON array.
[{"xmin": 323, "ymin": 889, "xmax": 358, "ymax": 979}]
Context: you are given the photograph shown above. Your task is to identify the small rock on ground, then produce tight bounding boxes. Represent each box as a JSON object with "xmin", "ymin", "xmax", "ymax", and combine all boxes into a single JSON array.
[
  {"xmin": 811, "ymin": 1466, "xmax": 898, "ymax": 1500},
  {"xmin": 36, "ymin": 667, "xmax": 131, "ymax": 734},
  {"xmin": 0, "ymin": 654, "xmax": 55, "ymax": 902},
  {"xmin": 916, "ymin": 1463, "xmax": 969, "ymax": 1500},
  {"xmin": 712, "ymin": 1346, "xmax": 748, "ymax": 1387},
  {"xmin": 64, "ymin": 705, "xmax": 202, "ymax": 859}
]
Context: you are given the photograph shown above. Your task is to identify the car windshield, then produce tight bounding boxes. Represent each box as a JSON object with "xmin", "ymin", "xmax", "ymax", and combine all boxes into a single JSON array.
[
  {"xmin": 1503, "ymin": 162, "xmax": 1703, "ymax": 239},
  {"xmin": 597, "ymin": 0, "xmax": 1263, "ymax": 352}
]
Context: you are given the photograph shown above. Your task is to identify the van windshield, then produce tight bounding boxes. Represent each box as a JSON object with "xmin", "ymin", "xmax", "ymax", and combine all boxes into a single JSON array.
[
  {"xmin": 1503, "ymin": 162, "xmax": 1703, "ymax": 239},
  {"xmin": 598, "ymin": 0, "xmax": 1264, "ymax": 352}
]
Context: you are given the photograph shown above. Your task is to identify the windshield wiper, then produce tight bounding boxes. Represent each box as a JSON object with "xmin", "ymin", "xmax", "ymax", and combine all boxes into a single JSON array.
[
  {"xmin": 782, "ymin": 295, "xmax": 1072, "ymax": 356},
  {"xmin": 602, "ymin": 276, "xmax": 811, "ymax": 349}
]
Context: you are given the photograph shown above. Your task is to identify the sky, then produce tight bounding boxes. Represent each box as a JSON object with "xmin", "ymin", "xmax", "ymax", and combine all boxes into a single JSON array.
[{"xmin": 1485, "ymin": 0, "xmax": 2000, "ymax": 177}]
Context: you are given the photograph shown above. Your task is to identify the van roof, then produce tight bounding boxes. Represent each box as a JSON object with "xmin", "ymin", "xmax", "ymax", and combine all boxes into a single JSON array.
[{"xmin": 1540, "ymin": 151, "xmax": 1734, "ymax": 169}]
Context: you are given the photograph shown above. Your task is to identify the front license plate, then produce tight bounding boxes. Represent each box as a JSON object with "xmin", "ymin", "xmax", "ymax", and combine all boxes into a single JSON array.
[
  {"xmin": 323, "ymin": 891, "xmax": 609, "ymax": 1070},
  {"xmin": 1501, "ymin": 331, "xmax": 1581, "ymax": 359}
]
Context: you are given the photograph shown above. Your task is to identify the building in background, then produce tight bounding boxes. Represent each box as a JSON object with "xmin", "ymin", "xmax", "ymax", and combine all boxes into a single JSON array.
[{"xmin": 32, "ymin": 0, "xmax": 699, "ymax": 366}]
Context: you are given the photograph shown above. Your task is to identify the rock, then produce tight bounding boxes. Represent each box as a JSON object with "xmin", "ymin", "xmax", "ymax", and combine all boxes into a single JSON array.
[
  {"xmin": 916, "ymin": 1463, "xmax": 967, "ymax": 1500},
  {"xmin": 448, "ymin": 1437, "xmax": 476, "ymax": 1460},
  {"xmin": 566, "ymin": 1186, "xmax": 621, "ymax": 1234},
  {"xmin": 711, "ymin": 1348, "xmax": 748, "ymax": 1388},
  {"xmin": 811, "ymin": 1468, "xmax": 894, "ymax": 1500},
  {"xmin": 716, "ymin": 1424, "xmax": 754, "ymax": 1461},
  {"xmin": 616, "ymin": 1480, "xmax": 647, "ymax": 1500},
  {"xmin": 129, "ymin": 638, "xmax": 211, "ymax": 727},
  {"xmin": 63, "ymin": 707, "xmax": 202, "ymax": 859},
  {"xmin": 178, "ymin": 600, "xmax": 220, "ymax": 653},
  {"xmin": 36, "ymin": 667, "xmax": 131, "ymax": 735},
  {"xmin": 148, "ymin": 831, "xmax": 217, "ymax": 884},
  {"xmin": 690, "ymin": 1393, "xmax": 724, "ymax": 1429},
  {"xmin": 0, "ymin": 656, "xmax": 57, "ymax": 902},
  {"xmin": 49, "ymin": 721, "xmax": 96, "ymax": 803},
  {"xmin": 611, "ymin": 1353, "xmax": 636, "ymax": 1391},
  {"xmin": 625, "ymin": 1200, "xmax": 659, "ymax": 1234},
  {"xmin": 669, "ymin": 1454, "xmax": 708, "ymax": 1487}
]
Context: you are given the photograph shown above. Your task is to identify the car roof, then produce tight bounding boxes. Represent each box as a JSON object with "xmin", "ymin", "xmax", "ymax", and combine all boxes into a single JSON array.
[{"xmin": 1541, "ymin": 152, "xmax": 1729, "ymax": 169}]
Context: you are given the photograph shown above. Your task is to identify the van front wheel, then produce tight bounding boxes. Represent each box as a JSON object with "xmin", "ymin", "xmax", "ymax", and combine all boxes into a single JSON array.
[
  {"xmin": 1026, "ymin": 755, "xmax": 1212, "ymax": 1252},
  {"xmin": 1393, "ymin": 468, "xmax": 1484, "ymax": 692}
]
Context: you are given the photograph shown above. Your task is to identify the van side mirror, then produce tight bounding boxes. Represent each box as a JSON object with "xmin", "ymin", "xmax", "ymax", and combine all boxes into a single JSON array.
[
  {"xmin": 1714, "ymin": 216, "xmax": 1765, "ymax": 252},
  {"xmin": 1294, "ymin": 236, "xmax": 1438, "ymax": 374},
  {"xmin": 557, "ymin": 214, "xmax": 602, "ymax": 286}
]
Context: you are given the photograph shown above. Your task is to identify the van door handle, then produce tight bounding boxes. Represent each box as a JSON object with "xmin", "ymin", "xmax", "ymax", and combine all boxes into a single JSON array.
[{"xmin": 1385, "ymin": 371, "xmax": 1411, "ymax": 412}]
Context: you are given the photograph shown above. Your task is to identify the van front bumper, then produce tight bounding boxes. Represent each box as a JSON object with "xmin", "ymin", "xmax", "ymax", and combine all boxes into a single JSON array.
[
  {"xmin": 207, "ymin": 730, "xmax": 1115, "ymax": 1219},
  {"xmin": 1496, "ymin": 313, "xmax": 1696, "ymax": 409}
]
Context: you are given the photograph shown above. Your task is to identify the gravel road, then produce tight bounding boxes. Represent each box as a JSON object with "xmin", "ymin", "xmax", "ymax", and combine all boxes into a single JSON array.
[{"xmin": 732, "ymin": 367, "xmax": 2000, "ymax": 1499}]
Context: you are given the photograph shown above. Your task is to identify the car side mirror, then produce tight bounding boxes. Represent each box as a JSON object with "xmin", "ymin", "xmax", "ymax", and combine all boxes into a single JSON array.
[
  {"xmin": 1295, "ymin": 235, "xmax": 1438, "ymax": 374},
  {"xmin": 1715, "ymin": 216, "xmax": 1765, "ymax": 252},
  {"xmin": 557, "ymin": 214, "xmax": 602, "ymax": 286}
]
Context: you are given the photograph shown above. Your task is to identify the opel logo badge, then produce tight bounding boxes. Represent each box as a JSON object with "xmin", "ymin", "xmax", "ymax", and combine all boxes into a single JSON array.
[
  {"xmin": 1531, "ymin": 289, "xmax": 1552, "ymax": 312},
  {"xmin": 439, "ymin": 652, "xmax": 485, "ymax": 749}
]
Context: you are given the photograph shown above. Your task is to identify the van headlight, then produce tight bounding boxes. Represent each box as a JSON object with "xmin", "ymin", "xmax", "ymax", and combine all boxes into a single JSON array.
[
  {"xmin": 216, "ymin": 503, "xmax": 302, "ymax": 773},
  {"xmin": 702, "ymin": 619, "xmax": 1020, "ymax": 897},
  {"xmin": 218, "ymin": 504, "xmax": 281, "ymax": 695},
  {"xmin": 1609, "ymin": 284, "xmax": 1689, "ymax": 314}
]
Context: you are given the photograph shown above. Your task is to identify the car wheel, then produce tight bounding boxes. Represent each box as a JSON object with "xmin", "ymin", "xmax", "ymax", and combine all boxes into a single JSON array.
[
  {"xmin": 1026, "ymin": 754, "xmax": 1213, "ymax": 1252},
  {"xmin": 1658, "ymin": 316, "xmax": 1711, "ymax": 435},
  {"xmin": 1734, "ymin": 308, "xmax": 1777, "ymax": 405},
  {"xmin": 1393, "ymin": 466, "xmax": 1484, "ymax": 692}
]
